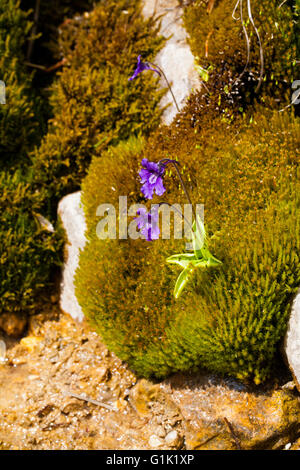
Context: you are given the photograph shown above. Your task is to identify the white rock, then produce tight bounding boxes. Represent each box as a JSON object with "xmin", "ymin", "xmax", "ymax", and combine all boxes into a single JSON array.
[
  {"xmin": 142, "ymin": 0, "xmax": 200, "ymax": 125},
  {"xmin": 58, "ymin": 191, "xmax": 87, "ymax": 322},
  {"xmin": 0, "ymin": 339, "xmax": 6, "ymax": 363},
  {"xmin": 148, "ymin": 434, "xmax": 164, "ymax": 448},
  {"xmin": 165, "ymin": 430, "xmax": 179, "ymax": 445},
  {"xmin": 284, "ymin": 288, "xmax": 300, "ymax": 392}
]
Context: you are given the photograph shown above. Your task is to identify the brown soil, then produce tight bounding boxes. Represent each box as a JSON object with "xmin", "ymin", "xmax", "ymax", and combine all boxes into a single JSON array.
[
  {"xmin": 0, "ymin": 308, "xmax": 184, "ymax": 450},
  {"xmin": 0, "ymin": 307, "xmax": 298, "ymax": 451}
]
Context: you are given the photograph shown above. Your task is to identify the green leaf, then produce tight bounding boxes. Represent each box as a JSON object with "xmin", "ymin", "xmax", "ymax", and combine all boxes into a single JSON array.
[
  {"xmin": 206, "ymin": 255, "xmax": 223, "ymax": 267},
  {"xmin": 173, "ymin": 268, "xmax": 192, "ymax": 299},
  {"xmin": 166, "ymin": 217, "xmax": 222, "ymax": 299},
  {"xmin": 191, "ymin": 216, "xmax": 206, "ymax": 258},
  {"xmin": 166, "ymin": 253, "xmax": 197, "ymax": 269},
  {"xmin": 195, "ymin": 64, "xmax": 209, "ymax": 82},
  {"xmin": 191, "ymin": 258, "xmax": 209, "ymax": 268}
]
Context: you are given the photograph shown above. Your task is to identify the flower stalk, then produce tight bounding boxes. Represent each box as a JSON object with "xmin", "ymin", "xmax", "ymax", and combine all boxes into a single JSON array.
[
  {"xmin": 135, "ymin": 157, "xmax": 222, "ymax": 298},
  {"xmin": 129, "ymin": 56, "xmax": 180, "ymax": 113}
]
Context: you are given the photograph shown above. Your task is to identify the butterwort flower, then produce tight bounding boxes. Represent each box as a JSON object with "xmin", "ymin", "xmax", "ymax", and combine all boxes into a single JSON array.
[
  {"xmin": 135, "ymin": 206, "xmax": 160, "ymax": 241},
  {"xmin": 139, "ymin": 158, "xmax": 166, "ymax": 200},
  {"xmin": 128, "ymin": 55, "xmax": 161, "ymax": 81}
]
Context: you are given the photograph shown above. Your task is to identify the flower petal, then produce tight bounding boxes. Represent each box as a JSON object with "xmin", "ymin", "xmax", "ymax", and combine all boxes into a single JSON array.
[
  {"xmin": 154, "ymin": 177, "xmax": 166, "ymax": 196},
  {"xmin": 139, "ymin": 168, "xmax": 151, "ymax": 183},
  {"xmin": 141, "ymin": 182, "xmax": 154, "ymax": 199}
]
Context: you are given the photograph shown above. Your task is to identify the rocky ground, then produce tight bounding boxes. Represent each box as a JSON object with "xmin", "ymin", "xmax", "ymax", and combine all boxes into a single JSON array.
[{"xmin": 0, "ymin": 306, "xmax": 300, "ymax": 450}]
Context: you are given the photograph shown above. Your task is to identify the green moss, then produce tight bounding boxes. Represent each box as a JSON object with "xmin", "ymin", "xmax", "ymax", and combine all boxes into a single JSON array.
[
  {"xmin": 32, "ymin": 0, "xmax": 166, "ymax": 214},
  {"xmin": 76, "ymin": 107, "xmax": 300, "ymax": 384},
  {"xmin": 183, "ymin": 0, "xmax": 298, "ymax": 112},
  {"xmin": 0, "ymin": 0, "xmax": 166, "ymax": 322},
  {"xmin": 0, "ymin": 170, "xmax": 64, "ymax": 317},
  {"xmin": 0, "ymin": 0, "xmax": 43, "ymax": 169},
  {"xmin": 21, "ymin": 0, "xmax": 96, "ymax": 124}
]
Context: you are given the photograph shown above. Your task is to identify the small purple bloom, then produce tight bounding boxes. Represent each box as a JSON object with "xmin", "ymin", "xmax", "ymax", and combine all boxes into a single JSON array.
[
  {"xmin": 135, "ymin": 207, "xmax": 160, "ymax": 241},
  {"xmin": 139, "ymin": 158, "xmax": 166, "ymax": 200},
  {"xmin": 128, "ymin": 55, "xmax": 161, "ymax": 81}
]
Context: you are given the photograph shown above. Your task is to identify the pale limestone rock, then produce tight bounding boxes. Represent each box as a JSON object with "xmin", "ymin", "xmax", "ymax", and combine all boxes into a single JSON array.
[
  {"xmin": 284, "ymin": 289, "xmax": 300, "ymax": 392},
  {"xmin": 142, "ymin": 0, "xmax": 200, "ymax": 125},
  {"xmin": 58, "ymin": 191, "xmax": 86, "ymax": 322},
  {"xmin": 165, "ymin": 430, "xmax": 180, "ymax": 446},
  {"xmin": 149, "ymin": 434, "xmax": 164, "ymax": 448},
  {"xmin": 0, "ymin": 339, "xmax": 6, "ymax": 363}
]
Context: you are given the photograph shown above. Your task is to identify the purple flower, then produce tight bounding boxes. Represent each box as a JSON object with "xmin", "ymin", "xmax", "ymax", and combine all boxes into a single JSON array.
[
  {"xmin": 139, "ymin": 158, "xmax": 166, "ymax": 200},
  {"xmin": 135, "ymin": 206, "xmax": 160, "ymax": 241},
  {"xmin": 128, "ymin": 55, "xmax": 161, "ymax": 81}
]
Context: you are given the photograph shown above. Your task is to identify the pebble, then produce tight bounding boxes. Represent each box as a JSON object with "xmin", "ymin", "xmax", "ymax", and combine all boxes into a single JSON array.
[
  {"xmin": 0, "ymin": 339, "xmax": 6, "ymax": 363},
  {"xmin": 20, "ymin": 336, "xmax": 43, "ymax": 353},
  {"xmin": 148, "ymin": 434, "xmax": 164, "ymax": 448},
  {"xmin": 165, "ymin": 430, "xmax": 180, "ymax": 446}
]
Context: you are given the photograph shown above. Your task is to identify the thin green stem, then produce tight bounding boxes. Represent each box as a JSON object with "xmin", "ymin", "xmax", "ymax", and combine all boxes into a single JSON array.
[
  {"xmin": 159, "ymin": 201, "xmax": 195, "ymax": 233},
  {"xmin": 159, "ymin": 159, "xmax": 203, "ymax": 240}
]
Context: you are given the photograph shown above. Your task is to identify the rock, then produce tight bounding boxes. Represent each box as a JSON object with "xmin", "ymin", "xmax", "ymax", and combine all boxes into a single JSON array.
[
  {"xmin": 281, "ymin": 381, "xmax": 297, "ymax": 391},
  {"xmin": 0, "ymin": 339, "xmax": 6, "ymax": 363},
  {"xmin": 0, "ymin": 313, "xmax": 27, "ymax": 337},
  {"xmin": 0, "ymin": 310, "xmax": 300, "ymax": 450},
  {"xmin": 129, "ymin": 379, "xmax": 182, "ymax": 426},
  {"xmin": 142, "ymin": 0, "xmax": 200, "ymax": 125},
  {"xmin": 58, "ymin": 191, "xmax": 87, "ymax": 322},
  {"xmin": 283, "ymin": 288, "xmax": 300, "ymax": 393},
  {"xmin": 20, "ymin": 336, "xmax": 43, "ymax": 353},
  {"xmin": 61, "ymin": 399, "xmax": 85, "ymax": 415},
  {"xmin": 165, "ymin": 430, "xmax": 183, "ymax": 448},
  {"xmin": 148, "ymin": 434, "xmax": 164, "ymax": 448},
  {"xmin": 161, "ymin": 372, "xmax": 300, "ymax": 450},
  {"xmin": 129, "ymin": 379, "xmax": 161, "ymax": 416},
  {"xmin": 290, "ymin": 437, "xmax": 300, "ymax": 450}
]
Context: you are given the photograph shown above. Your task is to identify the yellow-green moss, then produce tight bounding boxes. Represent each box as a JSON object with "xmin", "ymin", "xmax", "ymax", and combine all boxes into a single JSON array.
[
  {"xmin": 0, "ymin": 170, "xmax": 64, "ymax": 317},
  {"xmin": 32, "ymin": 0, "xmax": 166, "ymax": 214},
  {"xmin": 76, "ymin": 108, "xmax": 300, "ymax": 383},
  {"xmin": 183, "ymin": 0, "xmax": 298, "ymax": 112},
  {"xmin": 0, "ymin": 0, "xmax": 42, "ymax": 169}
]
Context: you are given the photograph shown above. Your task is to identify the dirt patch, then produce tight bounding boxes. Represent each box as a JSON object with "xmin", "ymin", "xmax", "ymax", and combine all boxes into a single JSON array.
[
  {"xmin": 0, "ymin": 309, "xmax": 185, "ymax": 450},
  {"xmin": 0, "ymin": 308, "xmax": 299, "ymax": 450}
]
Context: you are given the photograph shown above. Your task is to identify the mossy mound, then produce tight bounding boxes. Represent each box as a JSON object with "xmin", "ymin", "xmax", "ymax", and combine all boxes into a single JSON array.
[
  {"xmin": 0, "ymin": 170, "xmax": 64, "ymax": 318},
  {"xmin": 76, "ymin": 108, "xmax": 300, "ymax": 384},
  {"xmin": 0, "ymin": 0, "xmax": 166, "ymax": 323},
  {"xmin": 0, "ymin": 1, "xmax": 76, "ymax": 320},
  {"xmin": 32, "ymin": 0, "xmax": 166, "ymax": 214},
  {"xmin": 183, "ymin": 0, "xmax": 298, "ymax": 113},
  {"xmin": 0, "ymin": 0, "xmax": 43, "ymax": 170}
]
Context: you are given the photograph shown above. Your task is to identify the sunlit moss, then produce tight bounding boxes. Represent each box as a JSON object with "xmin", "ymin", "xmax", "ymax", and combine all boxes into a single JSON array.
[
  {"xmin": 0, "ymin": 0, "xmax": 42, "ymax": 170},
  {"xmin": 183, "ymin": 0, "xmax": 298, "ymax": 112},
  {"xmin": 0, "ymin": 170, "xmax": 64, "ymax": 317},
  {"xmin": 32, "ymin": 0, "xmax": 166, "ymax": 215},
  {"xmin": 76, "ymin": 109, "xmax": 300, "ymax": 383}
]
